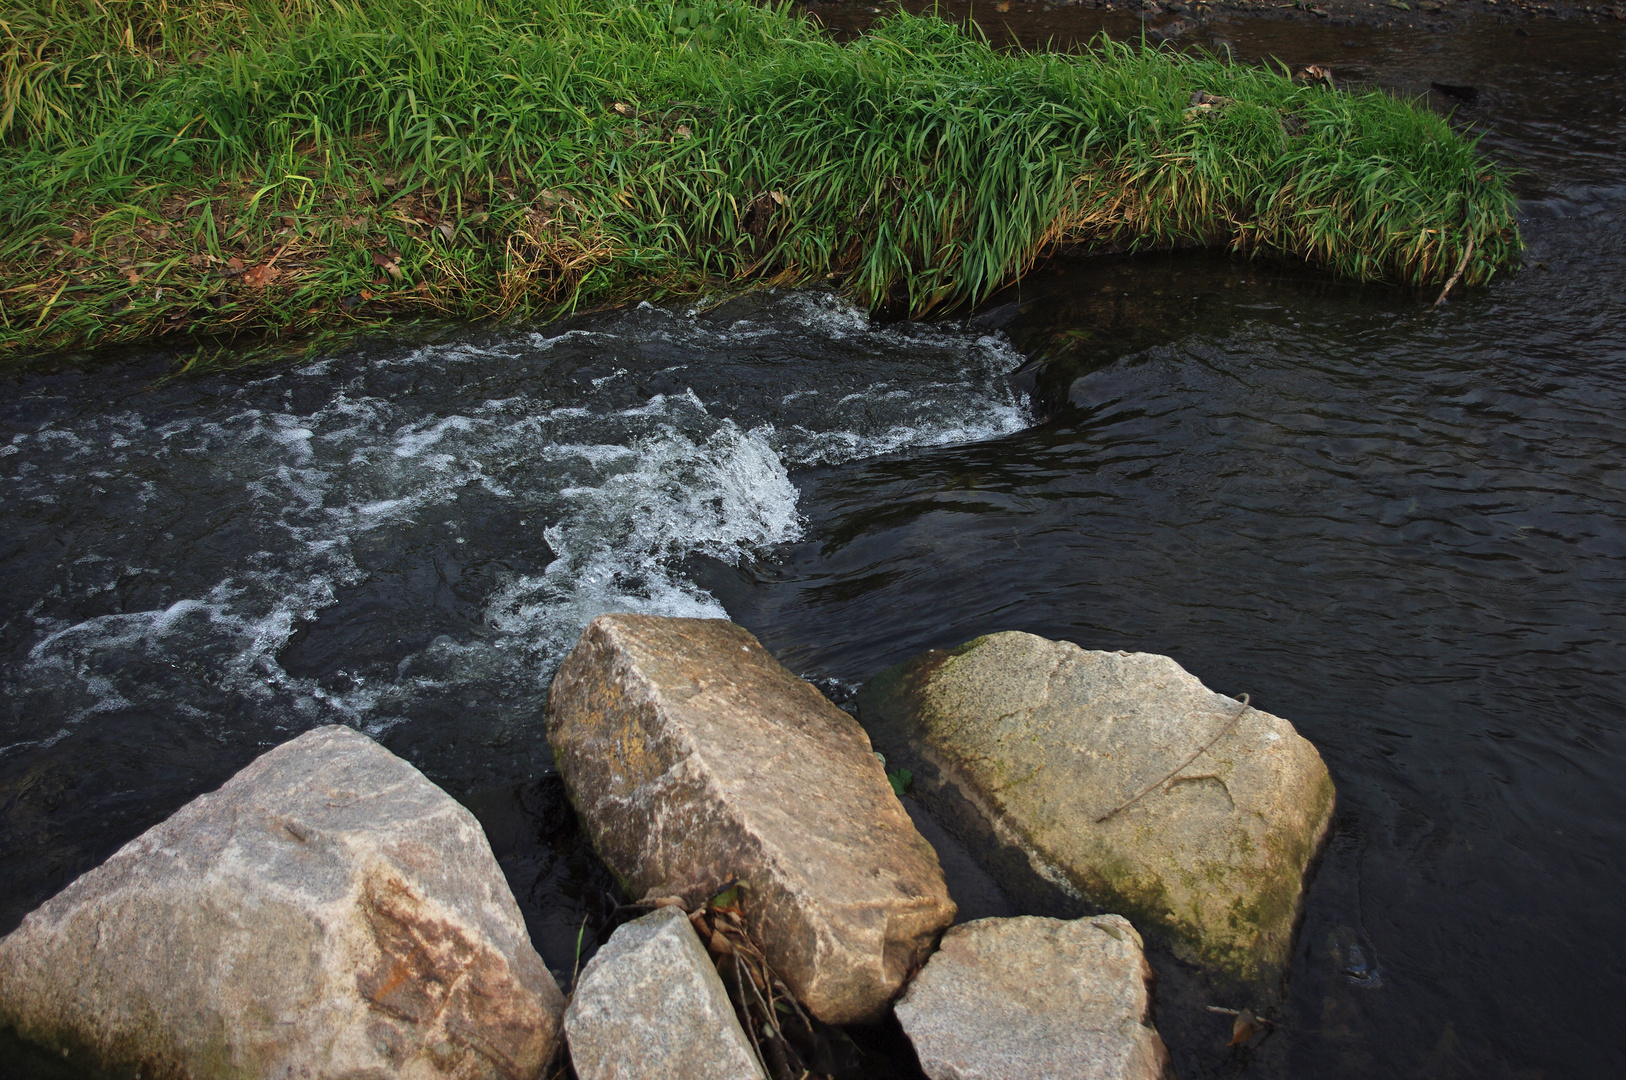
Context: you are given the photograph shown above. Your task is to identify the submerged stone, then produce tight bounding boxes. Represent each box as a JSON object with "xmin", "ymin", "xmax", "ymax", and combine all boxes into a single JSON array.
[
  {"xmin": 0, "ymin": 725, "xmax": 564, "ymax": 1080},
  {"xmin": 895, "ymin": 914, "xmax": 1172, "ymax": 1080},
  {"xmin": 859, "ymin": 632, "xmax": 1335, "ymax": 983},
  {"xmin": 564, "ymin": 905, "xmax": 765, "ymax": 1080},
  {"xmin": 545, "ymin": 613, "xmax": 956, "ymax": 1024}
]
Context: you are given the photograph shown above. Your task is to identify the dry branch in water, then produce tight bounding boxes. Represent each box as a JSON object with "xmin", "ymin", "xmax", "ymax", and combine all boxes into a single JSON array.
[{"xmin": 1096, "ymin": 694, "xmax": 1252, "ymax": 823}]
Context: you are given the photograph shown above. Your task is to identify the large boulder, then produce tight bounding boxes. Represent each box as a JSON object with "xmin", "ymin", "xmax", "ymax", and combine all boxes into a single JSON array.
[
  {"xmin": 545, "ymin": 614, "xmax": 956, "ymax": 1024},
  {"xmin": 565, "ymin": 905, "xmax": 765, "ymax": 1080},
  {"xmin": 0, "ymin": 725, "xmax": 564, "ymax": 1080},
  {"xmin": 895, "ymin": 914, "xmax": 1172, "ymax": 1080},
  {"xmin": 859, "ymin": 633, "xmax": 1334, "ymax": 982}
]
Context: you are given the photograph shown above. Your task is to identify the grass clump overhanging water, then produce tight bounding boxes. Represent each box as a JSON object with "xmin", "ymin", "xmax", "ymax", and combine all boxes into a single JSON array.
[{"xmin": 0, "ymin": 0, "xmax": 1521, "ymax": 357}]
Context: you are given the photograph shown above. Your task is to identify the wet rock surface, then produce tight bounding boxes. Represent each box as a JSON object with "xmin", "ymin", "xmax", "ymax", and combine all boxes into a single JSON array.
[
  {"xmin": 545, "ymin": 613, "xmax": 956, "ymax": 1024},
  {"xmin": 0, "ymin": 725, "xmax": 563, "ymax": 1080},
  {"xmin": 565, "ymin": 904, "xmax": 765, "ymax": 1080},
  {"xmin": 895, "ymin": 914, "xmax": 1172, "ymax": 1080},
  {"xmin": 859, "ymin": 632, "xmax": 1335, "ymax": 982}
]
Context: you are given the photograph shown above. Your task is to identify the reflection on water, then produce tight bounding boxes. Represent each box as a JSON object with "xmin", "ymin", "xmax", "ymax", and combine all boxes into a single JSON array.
[
  {"xmin": 710, "ymin": 22, "xmax": 1626, "ymax": 1079},
  {"xmin": 2, "ymin": 15, "xmax": 1624, "ymax": 1080}
]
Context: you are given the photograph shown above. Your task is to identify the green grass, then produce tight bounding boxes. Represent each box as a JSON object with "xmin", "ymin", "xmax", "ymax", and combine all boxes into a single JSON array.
[{"xmin": 0, "ymin": 0, "xmax": 1521, "ymax": 357}]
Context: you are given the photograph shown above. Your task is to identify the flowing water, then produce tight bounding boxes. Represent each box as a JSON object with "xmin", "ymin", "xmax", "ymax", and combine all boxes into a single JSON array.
[{"xmin": 3, "ymin": 19, "xmax": 1624, "ymax": 1080}]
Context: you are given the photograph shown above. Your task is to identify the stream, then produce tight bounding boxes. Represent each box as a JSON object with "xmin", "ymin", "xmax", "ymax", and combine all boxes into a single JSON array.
[{"xmin": 3, "ymin": 18, "xmax": 1623, "ymax": 1080}]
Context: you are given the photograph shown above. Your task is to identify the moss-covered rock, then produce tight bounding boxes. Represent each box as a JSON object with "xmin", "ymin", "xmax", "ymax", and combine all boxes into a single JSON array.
[{"xmin": 858, "ymin": 632, "xmax": 1335, "ymax": 984}]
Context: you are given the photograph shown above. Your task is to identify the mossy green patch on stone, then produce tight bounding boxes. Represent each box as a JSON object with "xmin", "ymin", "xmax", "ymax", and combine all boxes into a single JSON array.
[{"xmin": 857, "ymin": 632, "xmax": 1337, "ymax": 986}]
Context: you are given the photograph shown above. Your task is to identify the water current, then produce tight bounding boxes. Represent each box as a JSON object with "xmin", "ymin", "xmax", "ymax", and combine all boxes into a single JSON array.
[{"xmin": 3, "ymin": 18, "xmax": 1623, "ymax": 1080}]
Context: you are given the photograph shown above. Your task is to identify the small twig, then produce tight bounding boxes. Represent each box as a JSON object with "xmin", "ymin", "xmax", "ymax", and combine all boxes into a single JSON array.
[
  {"xmin": 733, "ymin": 953, "xmax": 772, "ymax": 1078},
  {"xmin": 263, "ymin": 239, "xmax": 294, "ymax": 271},
  {"xmin": 773, "ymin": 978, "xmax": 817, "ymax": 1034},
  {"xmin": 1206, "ymin": 1005, "xmax": 1277, "ymax": 1025},
  {"xmin": 1430, "ymin": 232, "xmax": 1475, "ymax": 311},
  {"xmin": 1096, "ymin": 694, "xmax": 1251, "ymax": 823},
  {"xmin": 741, "ymin": 958, "xmax": 797, "ymax": 1079}
]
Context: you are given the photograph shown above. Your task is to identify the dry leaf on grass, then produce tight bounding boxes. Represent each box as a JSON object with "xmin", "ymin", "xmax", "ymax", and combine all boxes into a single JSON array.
[
  {"xmin": 241, "ymin": 264, "xmax": 281, "ymax": 288},
  {"xmin": 371, "ymin": 251, "xmax": 403, "ymax": 281}
]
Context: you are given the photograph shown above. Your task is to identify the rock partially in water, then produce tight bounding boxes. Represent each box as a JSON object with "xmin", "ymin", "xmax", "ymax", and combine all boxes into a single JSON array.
[
  {"xmin": 564, "ymin": 904, "xmax": 765, "ymax": 1080},
  {"xmin": 0, "ymin": 725, "xmax": 563, "ymax": 1079},
  {"xmin": 859, "ymin": 632, "xmax": 1335, "ymax": 983},
  {"xmin": 895, "ymin": 914, "xmax": 1172, "ymax": 1080},
  {"xmin": 545, "ymin": 613, "xmax": 956, "ymax": 1024}
]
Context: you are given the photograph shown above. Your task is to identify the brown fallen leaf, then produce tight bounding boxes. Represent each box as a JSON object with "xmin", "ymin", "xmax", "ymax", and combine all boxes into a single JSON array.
[
  {"xmin": 241, "ymin": 264, "xmax": 281, "ymax": 288},
  {"xmin": 1228, "ymin": 1008, "xmax": 1260, "ymax": 1047},
  {"xmin": 435, "ymin": 221, "xmax": 455, "ymax": 244},
  {"xmin": 225, "ymin": 256, "xmax": 245, "ymax": 273},
  {"xmin": 371, "ymin": 251, "xmax": 403, "ymax": 281},
  {"xmin": 611, "ymin": 102, "xmax": 635, "ymax": 117},
  {"xmin": 125, "ymin": 268, "xmax": 141, "ymax": 286},
  {"xmin": 675, "ymin": 124, "xmax": 692, "ymax": 138},
  {"xmin": 994, "ymin": 1, "xmax": 1010, "ymax": 10}
]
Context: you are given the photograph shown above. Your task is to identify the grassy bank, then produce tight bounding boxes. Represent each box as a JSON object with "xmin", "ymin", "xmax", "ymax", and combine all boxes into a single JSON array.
[{"xmin": 1, "ymin": 0, "xmax": 1520, "ymax": 357}]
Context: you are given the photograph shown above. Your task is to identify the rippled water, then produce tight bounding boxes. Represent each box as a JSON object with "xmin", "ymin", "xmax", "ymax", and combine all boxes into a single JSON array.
[{"xmin": 3, "ymin": 19, "xmax": 1624, "ymax": 1080}]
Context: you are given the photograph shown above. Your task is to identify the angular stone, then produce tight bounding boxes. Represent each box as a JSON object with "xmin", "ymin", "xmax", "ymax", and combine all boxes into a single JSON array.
[
  {"xmin": 895, "ymin": 914, "xmax": 1172, "ymax": 1080},
  {"xmin": 0, "ymin": 725, "xmax": 563, "ymax": 1080},
  {"xmin": 859, "ymin": 633, "xmax": 1335, "ymax": 982},
  {"xmin": 565, "ymin": 905, "xmax": 764, "ymax": 1080},
  {"xmin": 545, "ymin": 614, "xmax": 956, "ymax": 1024}
]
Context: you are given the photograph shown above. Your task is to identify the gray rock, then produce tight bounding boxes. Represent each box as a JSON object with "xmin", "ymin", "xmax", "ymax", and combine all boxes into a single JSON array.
[
  {"xmin": 895, "ymin": 915, "xmax": 1172, "ymax": 1080},
  {"xmin": 565, "ymin": 905, "xmax": 764, "ymax": 1080},
  {"xmin": 859, "ymin": 633, "xmax": 1335, "ymax": 982},
  {"xmin": 545, "ymin": 614, "xmax": 956, "ymax": 1024},
  {"xmin": 0, "ymin": 725, "xmax": 563, "ymax": 1080}
]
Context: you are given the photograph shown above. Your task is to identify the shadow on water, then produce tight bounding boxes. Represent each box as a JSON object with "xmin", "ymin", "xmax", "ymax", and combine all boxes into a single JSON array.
[{"xmin": 3, "ymin": 14, "xmax": 1625, "ymax": 1080}]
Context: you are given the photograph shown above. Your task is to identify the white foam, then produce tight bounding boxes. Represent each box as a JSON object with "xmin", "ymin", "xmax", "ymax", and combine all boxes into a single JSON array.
[
  {"xmin": 487, "ymin": 416, "xmax": 802, "ymax": 660},
  {"xmin": 393, "ymin": 415, "xmax": 476, "ymax": 458},
  {"xmin": 5, "ymin": 290, "xmax": 1032, "ymax": 752}
]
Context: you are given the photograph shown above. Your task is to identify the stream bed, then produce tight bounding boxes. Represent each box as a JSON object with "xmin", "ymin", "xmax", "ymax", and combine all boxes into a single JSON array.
[{"xmin": 3, "ymin": 17, "xmax": 1623, "ymax": 1080}]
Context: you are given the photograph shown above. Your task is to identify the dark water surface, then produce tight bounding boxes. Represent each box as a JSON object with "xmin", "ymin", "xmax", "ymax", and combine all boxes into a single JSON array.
[{"xmin": 3, "ymin": 19, "xmax": 1624, "ymax": 1080}]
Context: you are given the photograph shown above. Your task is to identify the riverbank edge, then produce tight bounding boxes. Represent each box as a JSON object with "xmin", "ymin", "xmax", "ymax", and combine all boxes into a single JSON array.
[{"xmin": 0, "ymin": 1, "xmax": 1521, "ymax": 362}]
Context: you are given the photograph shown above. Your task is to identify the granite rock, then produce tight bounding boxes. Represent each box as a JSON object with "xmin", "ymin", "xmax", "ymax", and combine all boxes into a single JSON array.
[
  {"xmin": 565, "ymin": 905, "xmax": 764, "ymax": 1080},
  {"xmin": 0, "ymin": 725, "xmax": 563, "ymax": 1080},
  {"xmin": 545, "ymin": 614, "xmax": 956, "ymax": 1023},
  {"xmin": 859, "ymin": 632, "xmax": 1335, "ymax": 981},
  {"xmin": 895, "ymin": 914, "xmax": 1172, "ymax": 1080}
]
